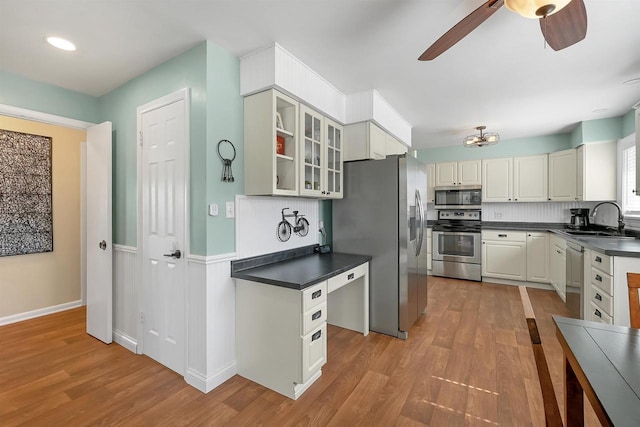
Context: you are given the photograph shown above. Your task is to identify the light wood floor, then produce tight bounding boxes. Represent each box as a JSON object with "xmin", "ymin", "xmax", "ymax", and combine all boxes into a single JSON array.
[{"xmin": 1, "ymin": 277, "xmax": 600, "ymax": 426}]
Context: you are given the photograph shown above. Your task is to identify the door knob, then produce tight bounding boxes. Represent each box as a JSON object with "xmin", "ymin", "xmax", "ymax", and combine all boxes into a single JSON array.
[
  {"xmin": 163, "ymin": 249, "xmax": 182, "ymax": 259},
  {"xmin": 99, "ymin": 240, "xmax": 107, "ymax": 250}
]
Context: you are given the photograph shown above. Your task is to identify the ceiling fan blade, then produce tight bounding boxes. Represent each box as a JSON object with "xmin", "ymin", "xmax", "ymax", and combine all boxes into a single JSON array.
[
  {"xmin": 419, "ymin": 0, "xmax": 504, "ymax": 61},
  {"xmin": 539, "ymin": 0, "xmax": 587, "ymax": 51}
]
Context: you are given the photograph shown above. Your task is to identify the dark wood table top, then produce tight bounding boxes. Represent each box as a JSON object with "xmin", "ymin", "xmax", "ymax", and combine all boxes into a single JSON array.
[{"xmin": 553, "ymin": 316, "xmax": 640, "ymax": 426}]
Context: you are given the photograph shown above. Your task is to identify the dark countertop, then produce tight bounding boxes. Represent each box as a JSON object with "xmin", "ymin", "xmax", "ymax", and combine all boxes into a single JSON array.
[
  {"xmin": 426, "ymin": 220, "xmax": 640, "ymax": 257},
  {"xmin": 231, "ymin": 245, "xmax": 371, "ymax": 290}
]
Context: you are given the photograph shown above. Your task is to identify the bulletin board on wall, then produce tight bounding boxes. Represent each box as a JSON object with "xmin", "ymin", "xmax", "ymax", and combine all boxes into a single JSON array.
[{"xmin": 0, "ymin": 129, "xmax": 53, "ymax": 256}]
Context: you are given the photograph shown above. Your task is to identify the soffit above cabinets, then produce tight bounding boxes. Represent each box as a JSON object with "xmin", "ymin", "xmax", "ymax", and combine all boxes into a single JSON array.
[{"xmin": 240, "ymin": 43, "xmax": 412, "ymax": 147}]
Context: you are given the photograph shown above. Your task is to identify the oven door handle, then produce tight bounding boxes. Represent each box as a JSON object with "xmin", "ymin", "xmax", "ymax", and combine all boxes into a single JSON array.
[{"xmin": 415, "ymin": 189, "xmax": 425, "ymax": 256}]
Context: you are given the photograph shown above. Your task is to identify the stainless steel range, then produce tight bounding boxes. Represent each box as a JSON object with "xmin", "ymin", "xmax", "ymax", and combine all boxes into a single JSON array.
[{"xmin": 432, "ymin": 210, "xmax": 482, "ymax": 281}]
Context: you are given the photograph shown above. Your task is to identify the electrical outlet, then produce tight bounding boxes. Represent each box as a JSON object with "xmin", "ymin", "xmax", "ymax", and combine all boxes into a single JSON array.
[
  {"xmin": 208, "ymin": 203, "xmax": 218, "ymax": 216},
  {"xmin": 226, "ymin": 201, "xmax": 235, "ymax": 218},
  {"xmin": 319, "ymin": 220, "xmax": 324, "ymax": 229}
]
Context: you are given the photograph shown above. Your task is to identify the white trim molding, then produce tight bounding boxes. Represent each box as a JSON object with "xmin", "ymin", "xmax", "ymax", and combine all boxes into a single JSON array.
[
  {"xmin": 0, "ymin": 103, "xmax": 94, "ymax": 129},
  {"xmin": 0, "ymin": 300, "xmax": 83, "ymax": 327},
  {"xmin": 186, "ymin": 252, "xmax": 237, "ymax": 265},
  {"xmin": 185, "ymin": 361, "xmax": 237, "ymax": 394}
]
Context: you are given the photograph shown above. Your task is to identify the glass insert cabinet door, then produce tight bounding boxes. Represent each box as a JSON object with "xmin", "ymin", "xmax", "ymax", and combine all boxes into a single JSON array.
[
  {"xmin": 325, "ymin": 118, "xmax": 342, "ymax": 197},
  {"xmin": 300, "ymin": 105, "xmax": 324, "ymax": 196}
]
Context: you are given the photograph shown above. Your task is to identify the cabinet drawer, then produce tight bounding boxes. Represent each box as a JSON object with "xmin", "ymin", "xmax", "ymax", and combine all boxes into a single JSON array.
[
  {"xmin": 591, "ymin": 251, "xmax": 612, "ymax": 275},
  {"xmin": 302, "ymin": 281, "xmax": 327, "ymax": 312},
  {"xmin": 301, "ymin": 323, "xmax": 327, "ymax": 384},
  {"xmin": 302, "ymin": 302, "xmax": 327, "ymax": 336},
  {"xmin": 328, "ymin": 263, "xmax": 367, "ymax": 293},
  {"xmin": 589, "ymin": 302, "xmax": 613, "ymax": 324},
  {"xmin": 590, "ymin": 267, "xmax": 613, "ymax": 295},
  {"xmin": 591, "ymin": 285, "xmax": 613, "ymax": 315},
  {"xmin": 482, "ymin": 230, "xmax": 527, "ymax": 242}
]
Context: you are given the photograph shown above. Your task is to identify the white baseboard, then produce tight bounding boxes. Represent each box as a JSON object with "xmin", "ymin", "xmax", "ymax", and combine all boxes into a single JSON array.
[
  {"xmin": 0, "ymin": 300, "xmax": 83, "ymax": 326},
  {"xmin": 184, "ymin": 361, "xmax": 237, "ymax": 393},
  {"xmin": 113, "ymin": 330, "xmax": 138, "ymax": 353}
]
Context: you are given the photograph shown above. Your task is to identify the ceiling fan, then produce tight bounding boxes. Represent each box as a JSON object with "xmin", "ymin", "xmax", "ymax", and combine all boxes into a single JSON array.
[{"xmin": 419, "ymin": 0, "xmax": 587, "ymax": 61}]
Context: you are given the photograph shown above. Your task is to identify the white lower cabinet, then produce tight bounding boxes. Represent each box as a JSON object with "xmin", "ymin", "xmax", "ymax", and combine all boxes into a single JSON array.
[
  {"xmin": 589, "ymin": 250, "xmax": 614, "ymax": 324},
  {"xmin": 526, "ymin": 232, "xmax": 550, "ymax": 283},
  {"xmin": 482, "ymin": 231, "xmax": 527, "ymax": 281},
  {"xmin": 549, "ymin": 235, "xmax": 567, "ymax": 301},
  {"xmin": 236, "ymin": 280, "xmax": 327, "ymax": 400}
]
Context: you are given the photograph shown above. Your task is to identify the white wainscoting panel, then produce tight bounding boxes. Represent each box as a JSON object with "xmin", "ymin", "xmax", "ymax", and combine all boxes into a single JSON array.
[
  {"xmin": 235, "ymin": 195, "xmax": 319, "ymax": 259},
  {"xmin": 481, "ymin": 202, "xmax": 599, "ymax": 223},
  {"xmin": 186, "ymin": 254, "xmax": 237, "ymax": 393},
  {"xmin": 113, "ymin": 244, "xmax": 138, "ymax": 353}
]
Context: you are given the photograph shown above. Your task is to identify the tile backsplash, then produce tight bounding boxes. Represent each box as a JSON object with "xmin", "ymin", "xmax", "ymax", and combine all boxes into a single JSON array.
[{"xmin": 427, "ymin": 201, "xmax": 630, "ymax": 229}]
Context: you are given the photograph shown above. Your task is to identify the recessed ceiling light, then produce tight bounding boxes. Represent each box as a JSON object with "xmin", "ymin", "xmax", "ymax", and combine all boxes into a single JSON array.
[
  {"xmin": 46, "ymin": 36, "xmax": 76, "ymax": 51},
  {"xmin": 623, "ymin": 77, "xmax": 640, "ymax": 85},
  {"xmin": 592, "ymin": 108, "xmax": 608, "ymax": 114}
]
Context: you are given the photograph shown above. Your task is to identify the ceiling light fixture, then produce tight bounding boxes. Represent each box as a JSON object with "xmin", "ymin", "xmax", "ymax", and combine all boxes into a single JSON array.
[
  {"xmin": 504, "ymin": 0, "xmax": 571, "ymax": 18},
  {"xmin": 46, "ymin": 36, "xmax": 76, "ymax": 51},
  {"xmin": 463, "ymin": 126, "xmax": 500, "ymax": 148}
]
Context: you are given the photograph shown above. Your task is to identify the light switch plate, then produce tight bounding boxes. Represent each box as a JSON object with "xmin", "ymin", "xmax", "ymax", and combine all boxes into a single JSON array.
[
  {"xmin": 208, "ymin": 203, "xmax": 218, "ymax": 216},
  {"xmin": 226, "ymin": 201, "xmax": 235, "ymax": 218}
]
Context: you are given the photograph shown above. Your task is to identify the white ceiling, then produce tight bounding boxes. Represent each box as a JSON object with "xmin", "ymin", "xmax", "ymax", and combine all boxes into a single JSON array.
[{"xmin": 1, "ymin": 0, "xmax": 639, "ymax": 149}]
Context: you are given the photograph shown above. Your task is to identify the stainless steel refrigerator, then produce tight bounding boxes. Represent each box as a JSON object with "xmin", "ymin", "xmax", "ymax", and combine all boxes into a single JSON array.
[{"xmin": 333, "ymin": 154, "xmax": 428, "ymax": 339}]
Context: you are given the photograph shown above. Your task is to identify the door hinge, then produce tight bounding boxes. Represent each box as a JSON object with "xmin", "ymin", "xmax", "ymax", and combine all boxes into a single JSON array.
[
  {"xmin": 139, "ymin": 311, "xmax": 145, "ymax": 323},
  {"xmin": 139, "ymin": 130, "xmax": 143, "ymax": 147}
]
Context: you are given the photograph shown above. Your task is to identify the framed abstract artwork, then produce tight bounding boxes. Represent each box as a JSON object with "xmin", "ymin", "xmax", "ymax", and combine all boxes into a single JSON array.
[{"xmin": 0, "ymin": 129, "xmax": 53, "ymax": 256}]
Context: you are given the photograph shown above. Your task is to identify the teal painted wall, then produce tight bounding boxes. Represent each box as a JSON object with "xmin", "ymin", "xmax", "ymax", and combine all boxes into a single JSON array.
[
  {"xmin": 622, "ymin": 109, "xmax": 637, "ymax": 137},
  {"xmin": 570, "ymin": 124, "xmax": 583, "ymax": 148},
  {"xmin": 0, "ymin": 70, "xmax": 99, "ymax": 123},
  {"xmin": 581, "ymin": 117, "xmax": 622, "ymax": 143},
  {"xmin": 205, "ymin": 42, "xmax": 244, "ymax": 255},
  {"xmin": 98, "ymin": 43, "xmax": 208, "ymax": 253},
  {"xmin": 417, "ymin": 133, "xmax": 572, "ymax": 164}
]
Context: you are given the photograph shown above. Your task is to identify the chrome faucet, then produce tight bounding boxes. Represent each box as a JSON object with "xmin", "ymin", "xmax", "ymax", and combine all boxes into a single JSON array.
[{"xmin": 591, "ymin": 202, "xmax": 625, "ymax": 233}]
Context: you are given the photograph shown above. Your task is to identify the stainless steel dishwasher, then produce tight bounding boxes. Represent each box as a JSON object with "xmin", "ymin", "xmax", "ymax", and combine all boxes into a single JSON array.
[{"xmin": 566, "ymin": 241, "xmax": 584, "ymax": 319}]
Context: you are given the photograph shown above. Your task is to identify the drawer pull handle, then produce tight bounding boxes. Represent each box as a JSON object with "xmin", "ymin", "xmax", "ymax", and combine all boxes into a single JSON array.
[
  {"xmin": 312, "ymin": 290, "xmax": 322, "ymax": 299},
  {"xmin": 595, "ymin": 274, "xmax": 602, "ymax": 282},
  {"xmin": 312, "ymin": 310, "xmax": 322, "ymax": 321},
  {"xmin": 594, "ymin": 309, "xmax": 602, "ymax": 318},
  {"xmin": 595, "ymin": 293, "xmax": 602, "ymax": 301},
  {"xmin": 312, "ymin": 330, "xmax": 322, "ymax": 341},
  {"xmin": 498, "ymin": 234, "xmax": 507, "ymax": 237},
  {"xmin": 595, "ymin": 256, "xmax": 602, "ymax": 263},
  {"xmin": 348, "ymin": 273, "xmax": 355, "ymax": 280}
]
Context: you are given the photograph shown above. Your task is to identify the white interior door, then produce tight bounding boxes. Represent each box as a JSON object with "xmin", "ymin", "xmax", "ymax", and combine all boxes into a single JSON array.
[
  {"xmin": 139, "ymin": 92, "xmax": 188, "ymax": 375},
  {"xmin": 86, "ymin": 121, "xmax": 113, "ymax": 344}
]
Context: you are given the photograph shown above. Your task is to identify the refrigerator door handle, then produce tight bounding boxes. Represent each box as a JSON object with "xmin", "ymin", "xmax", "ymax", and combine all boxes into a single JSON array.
[{"xmin": 415, "ymin": 189, "xmax": 425, "ymax": 256}]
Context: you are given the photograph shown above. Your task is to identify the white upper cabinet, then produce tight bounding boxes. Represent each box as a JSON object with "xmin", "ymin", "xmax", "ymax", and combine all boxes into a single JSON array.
[
  {"xmin": 385, "ymin": 133, "xmax": 408, "ymax": 156},
  {"xmin": 427, "ymin": 164, "xmax": 436, "ymax": 203},
  {"xmin": 244, "ymin": 89, "xmax": 299, "ymax": 196},
  {"xmin": 343, "ymin": 122, "xmax": 386, "ymax": 161},
  {"xmin": 435, "ymin": 160, "xmax": 481, "ymax": 186},
  {"xmin": 513, "ymin": 154, "xmax": 548, "ymax": 202},
  {"xmin": 299, "ymin": 105, "xmax": 343, "ymax": 199},
  {"xmin": 435, "ymin": 162, "xmax": 457, "ymax": 186},
  {"xmin": 576, "ymin": 141, "xmax": 616, "ymax": 201},
  {"xmin": 483, "ymin": 155, "xmax": 547, "ymax": 203},
  {"xmin": 549, "ymin": 148, "xmax": 577, "ymax": 201},
  {"xmin": 636, "ymin": 108, "xmax": 640, "ymax": 192},
  {"xmin": 482, "ymin": 157, "xmax": 513, "ymax": 202}
]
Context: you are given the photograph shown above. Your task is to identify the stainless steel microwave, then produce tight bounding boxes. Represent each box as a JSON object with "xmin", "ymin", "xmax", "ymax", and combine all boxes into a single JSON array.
[{"xmin": 434, "ymin": 185, "xmax": 482, "ymax": 209}]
